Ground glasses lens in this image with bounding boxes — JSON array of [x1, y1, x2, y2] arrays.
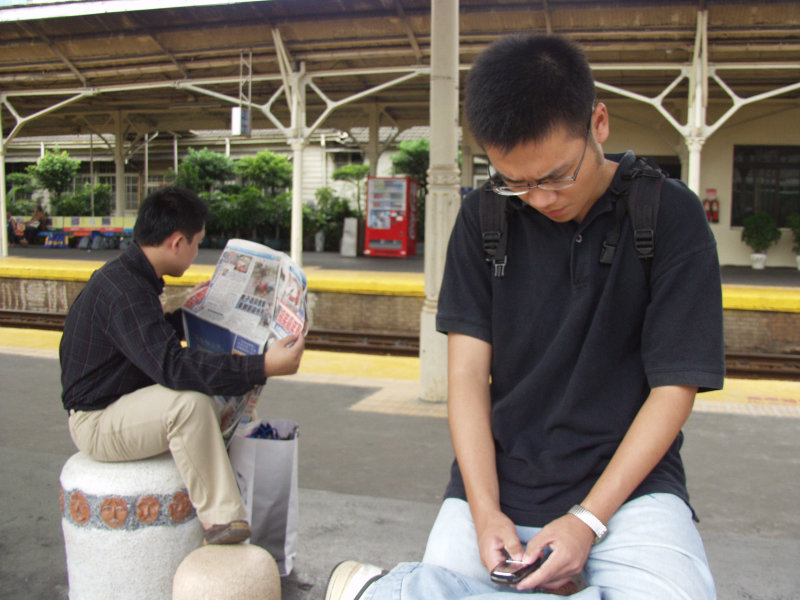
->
[[491, 182, 527, 196], [537, 180, 577, 191]]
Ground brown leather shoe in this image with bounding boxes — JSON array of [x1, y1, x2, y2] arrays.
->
[[202, 520, 251, 545]]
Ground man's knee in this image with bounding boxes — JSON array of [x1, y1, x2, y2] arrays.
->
[[165, 390, 219, 429], [585, 494, 715, 599]]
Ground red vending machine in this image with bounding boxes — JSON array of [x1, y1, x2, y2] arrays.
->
[[364, 177, 418, 257]]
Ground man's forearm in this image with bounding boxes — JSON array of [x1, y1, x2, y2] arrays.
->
[[449, 379, 500, 519], [447, 334, 500, 522], [580, 385, 697, 526]]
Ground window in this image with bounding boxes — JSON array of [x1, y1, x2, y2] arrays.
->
[[332, 151, 364, 170], [732, 146, 800, 227], [125, 175, 140, 211]]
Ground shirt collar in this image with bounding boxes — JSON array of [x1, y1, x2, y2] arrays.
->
[[576, 151, 638, 230], [121, 241, 165, 294]]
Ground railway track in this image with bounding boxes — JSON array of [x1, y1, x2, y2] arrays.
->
[[2, 310, 799, 380]]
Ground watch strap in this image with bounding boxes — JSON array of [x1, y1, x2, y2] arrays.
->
[[568, 504, 608, 544]]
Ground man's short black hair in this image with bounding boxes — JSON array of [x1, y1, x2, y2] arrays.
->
[[133, 186, 209, 246], [465, 33, 596, 152]]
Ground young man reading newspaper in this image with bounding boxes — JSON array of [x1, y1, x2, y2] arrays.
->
[[60, 186, 304, 545], [326, 33, 724, 599]]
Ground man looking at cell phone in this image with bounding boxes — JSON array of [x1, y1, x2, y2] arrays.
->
[[60, 186, 304, 545], [326, 33, 723, 599]]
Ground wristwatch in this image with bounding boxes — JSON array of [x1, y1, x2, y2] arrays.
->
[[568, 504, 608, 544]]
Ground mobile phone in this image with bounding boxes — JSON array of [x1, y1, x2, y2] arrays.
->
[[490, 556, 545, 585]]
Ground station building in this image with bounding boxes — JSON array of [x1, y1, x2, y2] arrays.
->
[[1, 0, 799, 267]]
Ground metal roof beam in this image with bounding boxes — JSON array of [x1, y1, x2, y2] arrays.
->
[[20, 22, 88, 87], [394, 0, 424, 64], [1, 91, 93, 148]]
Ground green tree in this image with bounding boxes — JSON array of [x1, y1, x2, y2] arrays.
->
[[390, 138, 429, 197], [234, 151, 293, 245], [314, 186, 354, 251], [175, 147, 235, 193], [27, 148, 80, 203], [53, 183, 113, 217], [332, 163, 370, 217], [7, 172, 35, 201], [236, 151, 292, 197], [391, 138, 429, 242], [263, 192, 291, 245], [203, 190, 236, 242]]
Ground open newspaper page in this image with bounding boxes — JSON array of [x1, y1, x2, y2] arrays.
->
[[181, 239, 308, 444]]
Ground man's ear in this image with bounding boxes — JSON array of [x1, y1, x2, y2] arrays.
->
[[591, 103, 611, 144], [163, 231, 185, 254]]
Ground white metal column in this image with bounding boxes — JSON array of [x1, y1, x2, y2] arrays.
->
[[685, 9, 709, 194], [113, 113, 126, 216], [0, 106, 7, 257], [418, 0, 461, 403], [289, 137, 305, 264]]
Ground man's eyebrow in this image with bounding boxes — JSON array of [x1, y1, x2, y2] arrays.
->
[[494, 162, 570, 184]]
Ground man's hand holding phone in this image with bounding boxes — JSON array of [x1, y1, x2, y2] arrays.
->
[[512, 512, 595, 593], [490, 556, 545, 585], [474, 508, 525, 582]]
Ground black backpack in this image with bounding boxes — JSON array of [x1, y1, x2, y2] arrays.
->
[[479, 156, 666, 279]]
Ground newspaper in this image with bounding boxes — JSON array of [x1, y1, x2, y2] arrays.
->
[[181, 239, 308, 444]]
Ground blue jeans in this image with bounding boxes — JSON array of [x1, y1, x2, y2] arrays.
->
[[362, 494, 715, 599]]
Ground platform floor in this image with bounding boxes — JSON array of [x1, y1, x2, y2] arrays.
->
[[2, 328, 800, 599]]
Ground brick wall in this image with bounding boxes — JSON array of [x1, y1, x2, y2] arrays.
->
[[307, 291, 423, 334], [724, 309, 800, 354]]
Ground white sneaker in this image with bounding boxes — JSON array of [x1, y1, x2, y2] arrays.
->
[[325, 560, 387, 600]]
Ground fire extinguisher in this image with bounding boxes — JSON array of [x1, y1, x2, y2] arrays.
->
[[710, 199, 719, 224], [704, 189, 719, 224], [703, 199, 712, 222]]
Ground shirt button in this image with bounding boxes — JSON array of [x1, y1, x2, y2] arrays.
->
[[575, 234, 583, 243]]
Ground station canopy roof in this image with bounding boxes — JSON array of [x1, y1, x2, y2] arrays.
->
[[1, 0, 799, 142]]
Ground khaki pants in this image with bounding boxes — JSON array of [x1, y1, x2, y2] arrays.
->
[[68, 384, 246, 525]]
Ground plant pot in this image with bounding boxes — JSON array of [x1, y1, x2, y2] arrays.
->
[[750, 253, 767, 270]]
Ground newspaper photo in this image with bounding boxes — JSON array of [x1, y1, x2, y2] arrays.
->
[[181, 239, 308, 444]]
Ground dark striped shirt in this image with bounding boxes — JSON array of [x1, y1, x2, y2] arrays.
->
[[60, 242, 266, 411]]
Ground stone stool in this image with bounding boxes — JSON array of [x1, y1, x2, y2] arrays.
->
[[173, 544, 281, 600], [59, 451, 203, 600]]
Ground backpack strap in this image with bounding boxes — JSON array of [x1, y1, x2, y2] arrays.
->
[[625, 157, 664, 262], [478, 182, 509, 278], [600, 156, 665, 278]]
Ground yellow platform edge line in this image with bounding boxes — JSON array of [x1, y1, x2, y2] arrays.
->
[[721, 285, 800, 313], [0, 256, 800, 304], [0, 257, 425, 295], [0, 256, 797, 305]]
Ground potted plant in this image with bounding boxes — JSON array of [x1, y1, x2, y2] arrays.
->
[[787, 213, 800, 270], [741, 212, 781, 269]]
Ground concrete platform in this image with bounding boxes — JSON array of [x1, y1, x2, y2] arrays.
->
[[2, 329, 800, 599]]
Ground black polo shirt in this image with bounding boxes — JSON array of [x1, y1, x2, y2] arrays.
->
[[436, 151, 725, 527]]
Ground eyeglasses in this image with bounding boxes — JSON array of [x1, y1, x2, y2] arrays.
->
[[488, 127, 591, 196]]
